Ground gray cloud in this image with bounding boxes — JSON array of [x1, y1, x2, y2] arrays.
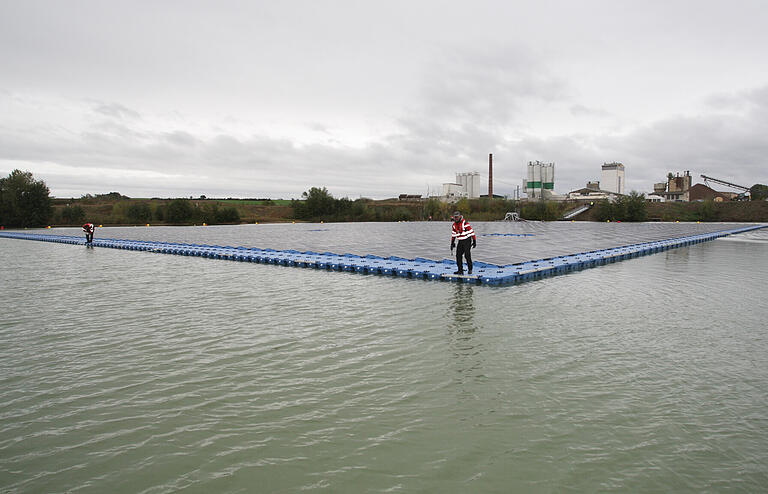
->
[[570, 104, 612, 118], [93, 102, 141, 120], [2, 2, 767, 199], [418, 46, 568, 128], [600, 86, 768, 191], [3, 81, 767, 199]]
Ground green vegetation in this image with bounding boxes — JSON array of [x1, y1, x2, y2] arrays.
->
[[60, 204, 85, 224], [49, 197, 248, 226], [520, 200, 567, 221], [213, 198, 291, 206], [649, 200, 721, 222], [291, 187, 523, 222], [645, 199, 768, 222], [751, 184, 768, 201], [292, 187, 351, 220], [4, 171, 767, 228], [0, 169, 53, 227], [593, 191, 648, 222]]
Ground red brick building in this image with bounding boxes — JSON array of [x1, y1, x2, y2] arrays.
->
[[688, 183, 730, 202]]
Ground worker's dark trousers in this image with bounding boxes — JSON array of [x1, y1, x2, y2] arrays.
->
[[85, 233, 93, 243], [456, 238, 473, 273]]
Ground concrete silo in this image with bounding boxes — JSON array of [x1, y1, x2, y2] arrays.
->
[[456, 172, 481, 199], [524, 161, 555, 199]]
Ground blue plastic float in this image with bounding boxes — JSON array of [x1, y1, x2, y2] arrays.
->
[[481, 233, 535, 237], [1, 225, 765, 286]]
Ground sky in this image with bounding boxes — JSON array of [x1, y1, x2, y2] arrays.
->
[[1, 0, 767, 199]]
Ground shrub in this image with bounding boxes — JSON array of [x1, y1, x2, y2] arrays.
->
[[126, 202, 152, 223], [60, 205, 85, 224], [166, 199, 194, 223], [215, 206, 240, 223]]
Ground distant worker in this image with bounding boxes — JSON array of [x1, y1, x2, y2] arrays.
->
[[82, 222, 95, 243], [450, 211, 476, 275]]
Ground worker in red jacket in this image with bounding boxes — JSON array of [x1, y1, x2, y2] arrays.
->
[[82, 222, 95, 243], [450, 211, 476, 275]]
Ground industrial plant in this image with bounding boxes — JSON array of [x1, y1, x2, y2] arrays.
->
[[416, 153, 764, 206]]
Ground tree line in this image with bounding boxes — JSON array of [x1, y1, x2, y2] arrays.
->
[[592, 192, 648, 222], [3, 170, 765, 228], [57, 199, 240, 225], [291, 187, 524, 222], [0, 170, 240, 227]]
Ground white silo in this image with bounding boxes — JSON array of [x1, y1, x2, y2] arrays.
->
[[468, 172, 481, 198], [525, 161, 556, 199], [456, 172, 481, 199], [526, 165, 535, 198]]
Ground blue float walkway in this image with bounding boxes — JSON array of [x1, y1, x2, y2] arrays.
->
[[1, 225, 765, 286]]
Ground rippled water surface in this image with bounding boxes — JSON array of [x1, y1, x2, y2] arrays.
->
[[2, 223, 767, 493]]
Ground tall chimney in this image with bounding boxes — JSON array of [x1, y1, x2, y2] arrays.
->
[[488, 153, 493, 199]]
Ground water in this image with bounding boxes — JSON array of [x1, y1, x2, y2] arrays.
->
[[1, 223, 767, 493]]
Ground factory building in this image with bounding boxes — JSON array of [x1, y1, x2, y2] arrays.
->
[[601, 162, 625, 195], [657, 171, 692, 201], [440, 171, 482, 201], [441, 182, 464, 201]]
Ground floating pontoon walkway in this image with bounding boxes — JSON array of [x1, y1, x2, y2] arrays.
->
[[1, 225, 765, 286]]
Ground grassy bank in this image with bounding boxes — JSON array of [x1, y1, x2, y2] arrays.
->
[[50, 198, 294, 226], [44, 196, 768, 227], [575, 200, 768, 222]]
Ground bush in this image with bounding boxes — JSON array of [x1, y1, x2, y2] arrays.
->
[[215, 206, 240, 223], [624, 191, 648, 221], [694, 201, 718, 221], [351, 200, 375, 221], [166, 199, 194, 223], [391, 207, 414, 221], [453, 198, 470, 217], [126, 202, 153, 223], [292, 187, 353, 221], [520, 200, 563, 221], [751, 184, 768, 201], [594, 200, 613, 222], [423, 198, 447, 220], [154, 204, 166, 221], [60, 205, 85, 224], [594, 191, 647, 222]]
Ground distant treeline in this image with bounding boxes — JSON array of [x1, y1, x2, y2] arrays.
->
[[291, 187, 524, 222], [3, 170, 767, 228], [79, 192, 279, 202], [58, 199, 240, 225], [592, 192, 648, 222], [290, 187, 651, 222]]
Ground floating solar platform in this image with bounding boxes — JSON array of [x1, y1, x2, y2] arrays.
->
[[1, 224, 765, 286]]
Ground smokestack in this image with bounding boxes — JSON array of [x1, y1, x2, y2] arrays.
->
[[488, 153, 493, 199]]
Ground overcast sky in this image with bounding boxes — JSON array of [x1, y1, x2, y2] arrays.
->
[[1, 0, 766, 199]]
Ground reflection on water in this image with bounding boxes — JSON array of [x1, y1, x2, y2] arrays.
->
[[446, 284, 485, 388], [448, 283, 476, 330]]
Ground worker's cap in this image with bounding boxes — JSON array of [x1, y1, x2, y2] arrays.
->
[[452, 211, 463, 220]]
